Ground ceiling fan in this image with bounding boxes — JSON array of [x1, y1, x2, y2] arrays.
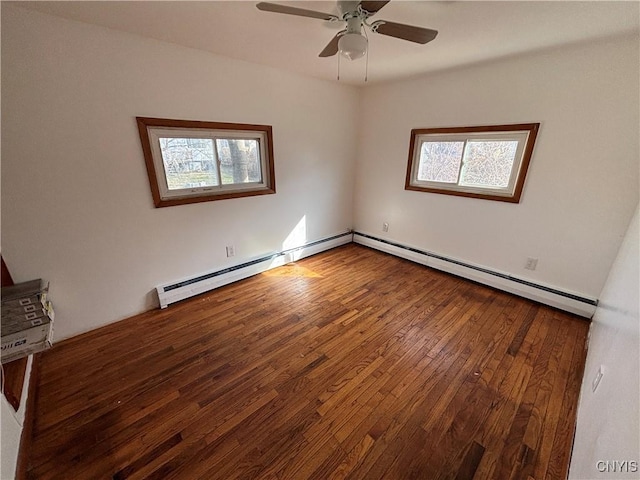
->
[[256, 1, 438, 61]]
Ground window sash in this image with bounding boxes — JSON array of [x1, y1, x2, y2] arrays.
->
[[410, 131, 529, 197], [148, 127, 269, 200], [405, 124, 539, 203]]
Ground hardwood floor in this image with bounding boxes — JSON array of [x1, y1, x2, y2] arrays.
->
[[26, 244, 589, 480]]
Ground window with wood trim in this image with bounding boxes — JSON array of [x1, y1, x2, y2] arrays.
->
[[405, 123, 539, 203], [137, 117, 276, 208]]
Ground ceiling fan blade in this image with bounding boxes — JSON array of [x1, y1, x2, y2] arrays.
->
[[256, 2, 338, 21], [318, 33, 340, 57], [360, 1, 391, 15], [372, 20, 438, 44], [319, 33, 341, 57]]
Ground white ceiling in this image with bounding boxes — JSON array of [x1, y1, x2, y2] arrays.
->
[[14, 1, 640, 85]]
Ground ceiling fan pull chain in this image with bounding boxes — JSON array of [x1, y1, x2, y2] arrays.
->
[[337, 52, 341, 81], [365, 47, 369, 82], [364, 27, 369, 83]]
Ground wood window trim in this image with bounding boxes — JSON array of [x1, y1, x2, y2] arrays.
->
[[405, 123, 539, 203], [137, 117, 276, 208]]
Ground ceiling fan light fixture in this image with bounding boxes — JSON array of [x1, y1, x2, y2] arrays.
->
[[338, 32, 367, 60]]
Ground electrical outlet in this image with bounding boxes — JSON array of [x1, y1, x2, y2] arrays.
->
[[382, 222, 389, 233], [226, 245, 235, 257], [525, 257, 538, 271], [592, 365, 604, 392]]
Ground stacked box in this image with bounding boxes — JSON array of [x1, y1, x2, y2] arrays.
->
[[1, 279, 54, 363]]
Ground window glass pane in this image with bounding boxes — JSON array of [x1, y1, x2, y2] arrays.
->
[[217, 139, 262, 185], [459, 140, 518, 189], [417, 141, 464, 183], [159, 138, 219, 190]]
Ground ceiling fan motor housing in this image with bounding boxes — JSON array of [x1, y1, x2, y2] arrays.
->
[[338, 0, 361, 16]]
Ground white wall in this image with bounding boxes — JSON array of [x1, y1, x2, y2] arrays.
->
[[1, 5, 359, 340], [1, 397, 22, 480], [354, 34, 639, 301], [0, 395, 22, 480], [569, 204, 639, 479]]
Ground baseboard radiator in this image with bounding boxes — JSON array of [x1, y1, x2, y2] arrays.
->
[[353, 231, 598, 318], [156, 231, 353, 308], [156, 229, 597, 318]]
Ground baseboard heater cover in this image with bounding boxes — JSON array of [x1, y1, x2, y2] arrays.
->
[[353, 231, 597, 318], [156, 231, 353, 308]]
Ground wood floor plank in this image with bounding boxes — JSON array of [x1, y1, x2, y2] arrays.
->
[[492, 310, 560, 480], [25, 244, 590, 480], [544, 317, 589, 480], [454, 441, 486, 480]]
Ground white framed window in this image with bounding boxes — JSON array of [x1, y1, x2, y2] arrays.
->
[[405, 124, 539, 203], [137, 117, 275, 207]]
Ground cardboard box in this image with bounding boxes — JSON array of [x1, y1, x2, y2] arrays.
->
[[1, 317, 52, 363], [1, 279, 45, 302], [2, 279, 54, 363], [2, 301, 45, 316]]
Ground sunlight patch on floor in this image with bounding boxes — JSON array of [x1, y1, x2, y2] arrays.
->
[[263, 264, 322, 278]]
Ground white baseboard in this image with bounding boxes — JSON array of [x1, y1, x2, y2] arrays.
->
[[157, 231, 353, 308], [354, 232, 597, 318]]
